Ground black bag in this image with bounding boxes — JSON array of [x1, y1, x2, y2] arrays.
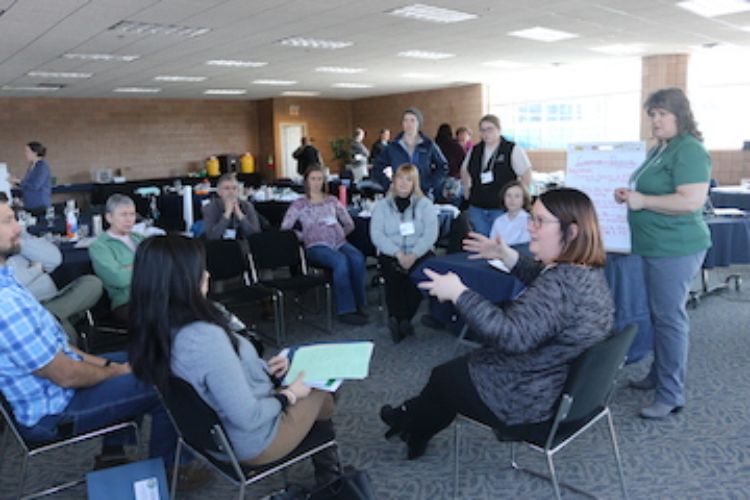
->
[[307, 467, 376, 500]]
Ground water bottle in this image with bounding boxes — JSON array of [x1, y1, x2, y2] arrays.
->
[[65, 201, 79, 240]]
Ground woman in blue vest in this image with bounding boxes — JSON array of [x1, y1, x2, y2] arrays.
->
[[15, 141, 52, 212], [460, 115, 532, 236], [372, 107, 448, 199]]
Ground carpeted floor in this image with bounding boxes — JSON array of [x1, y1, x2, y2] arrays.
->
[[2, 265, 750, 499]]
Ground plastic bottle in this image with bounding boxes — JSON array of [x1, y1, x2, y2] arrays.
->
[[240, 152, 255, 173], [206, 156, 220, 177], [65, 202, 79, 241]]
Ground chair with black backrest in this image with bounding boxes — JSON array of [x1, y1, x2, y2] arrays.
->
[[246, 230, 332, 340], [160, 376, 339, 499], [203, 238, 284, 346], [78, 294, 129, 354], [0, 392, 139, 499], [453, 324, 638, 500]]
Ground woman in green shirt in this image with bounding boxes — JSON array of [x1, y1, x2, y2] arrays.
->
[[614, 88, 711, 419]]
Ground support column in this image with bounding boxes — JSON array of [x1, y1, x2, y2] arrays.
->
[[640, 54, 689, 141]]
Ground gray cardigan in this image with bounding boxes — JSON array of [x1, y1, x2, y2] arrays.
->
[[456, 255, 614, 425], [369, 194, 438, 258], [171, 321, 281, 461], [202, 198, 261, 240]]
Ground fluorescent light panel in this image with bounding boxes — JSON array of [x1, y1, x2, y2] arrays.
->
[[282, 90, 321, 96], [154, 75, 207, 82], [1, 85, 61, 92], [677, 0, 750, 17], [27, 71, 92, 79], [332, 82, 373, 88], [397, 50, 454, 60], [204, 89, 247, 95], [401, 72, 438, 79], [315, 66, 366, 74], [278, 37, 353, 49], [109, 20, 210, 38], [113, 87, 161, 93], [590, 44, 645, 55], [64, 53, 139, 62], [387, 4, 477, 23], [206, 59, 267, 68], [508, 26, 578, 42], [253, 79, 297, 85], [482, 59, 526, 69]]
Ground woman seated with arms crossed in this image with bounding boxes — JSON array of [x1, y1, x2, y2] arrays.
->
[[281, 164, 368, 326], [128, 234, 340, 484], [488, 180, 531, 246], [379, 188, 614, 459], [370, 163, 438, 343]]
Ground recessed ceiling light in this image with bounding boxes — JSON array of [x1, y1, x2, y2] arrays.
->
[[508, 26, 578, 42], [1, 85, 62, 92], [401, 72, 438, 79], [481, 59, 526, 69], [113, 87, 162, 93], [278, 37, 353, 50], [109, 20, 210, 38], [252, 79, 297, 86], [397, 50, 455, 60], [154, 75, 207, 82], [64, 53, 139, 62], [332, 83, 373, 88], [282, 90, 321, 96], [27, 71, 92, 79], [206, 60, 268, 68], [387, 4, 477, 23], [315, 66, 366, 74], [590, 44, 646, 56], [677, 0, 750, 17], [204, 89, 247, 95]]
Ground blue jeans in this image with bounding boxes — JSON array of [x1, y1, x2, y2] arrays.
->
[[18, 352, 177, 463], [307, 243, 367, 314], [468, 205, 504, 237], [642, 251, 705, 407]]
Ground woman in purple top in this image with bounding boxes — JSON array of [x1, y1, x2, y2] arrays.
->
[[281, 165, 368, 326]]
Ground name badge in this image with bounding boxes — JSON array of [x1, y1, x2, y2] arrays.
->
[[322, 216, 338, 226], [399, 221, 416, 236], [480, 170, 494, 184], [223, 229, 237, 240]]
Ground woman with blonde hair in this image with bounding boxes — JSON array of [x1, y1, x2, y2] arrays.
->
[[370, 164, 438, 342]]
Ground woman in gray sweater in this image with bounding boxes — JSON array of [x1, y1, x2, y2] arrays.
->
[[128, 235, 339, 483], [380, 188, 614, 459], [370, 163, 439, 342]]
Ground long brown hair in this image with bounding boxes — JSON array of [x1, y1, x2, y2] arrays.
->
[[539, 188, 605, 268]]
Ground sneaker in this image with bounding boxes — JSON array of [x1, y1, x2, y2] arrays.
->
[[339, 312, 367, 326], [639, 402, 683, 419], [168, 463, 215, 492], [93, 454, 132, 470], [356, 307, 370, 319], [420, 314, 445, 330]]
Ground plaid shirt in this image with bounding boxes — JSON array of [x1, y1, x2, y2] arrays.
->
[[0, 265, 79, 427]]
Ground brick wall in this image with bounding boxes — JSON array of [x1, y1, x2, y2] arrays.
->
[[350, 84, 486, 146], [0, 97, 259, 184]]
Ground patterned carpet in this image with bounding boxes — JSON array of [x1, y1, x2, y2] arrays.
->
[[2, 265, 750, 499]]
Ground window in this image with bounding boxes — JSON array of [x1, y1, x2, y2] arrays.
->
[[488, 59, 641, 149]]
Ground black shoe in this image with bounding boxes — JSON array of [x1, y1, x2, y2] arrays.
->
[[380, 404, 408, 440], [339, 312, 367, 326], [388, 317, 405, 343], [356, 307, 369, 319], [399, 319, 415, 338], [420, 314, 445, 330], [406, 434, 429, 460]]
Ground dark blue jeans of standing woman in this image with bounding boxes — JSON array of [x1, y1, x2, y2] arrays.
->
[[18, 352, 177, 463], [306, 242, 367, 314]]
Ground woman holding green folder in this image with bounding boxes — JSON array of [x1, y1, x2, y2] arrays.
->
[[127, 234, 340, 484]]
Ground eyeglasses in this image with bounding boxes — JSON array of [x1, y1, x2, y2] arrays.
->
[[527, 215, 560, 229], [479, 127, 498, 133]]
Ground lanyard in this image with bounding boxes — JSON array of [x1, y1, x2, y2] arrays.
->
[[483, 144, 499, 173], [630, 142, 667, 189]]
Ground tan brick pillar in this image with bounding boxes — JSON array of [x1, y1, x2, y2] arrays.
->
[[640, 54, 689, 141]]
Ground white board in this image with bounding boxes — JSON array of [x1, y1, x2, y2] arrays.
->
[[566, 142, 646, 253]]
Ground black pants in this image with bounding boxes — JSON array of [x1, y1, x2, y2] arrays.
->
[[378, 252, 433, 321], [403, 355, 502, 440]]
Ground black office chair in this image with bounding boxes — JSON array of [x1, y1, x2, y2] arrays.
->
[[0, 393, 139, 499], [204, 238, 284, 346], [454, 325, 638, 500], [160, 376, 339, 499], [79, 294, 129, 354], [246, 231, 332, 340]]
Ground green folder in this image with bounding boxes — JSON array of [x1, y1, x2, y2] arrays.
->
[[283, 341, 374, 385]]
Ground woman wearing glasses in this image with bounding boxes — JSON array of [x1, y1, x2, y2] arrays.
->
[[614, 88, 711, 419], [460, 114, 533, 236], [379, 188, 614, 460]]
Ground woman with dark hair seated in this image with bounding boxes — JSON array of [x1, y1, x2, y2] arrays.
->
[[128, 235, 340, 483], [380, 188, 614, 459]]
